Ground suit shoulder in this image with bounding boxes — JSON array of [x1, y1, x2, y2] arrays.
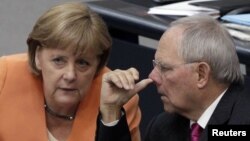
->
[[147, 112, 189, 133], [144, 112, 189, 141]]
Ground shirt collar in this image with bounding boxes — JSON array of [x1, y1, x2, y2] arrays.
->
[[190, 88, 228, 129]]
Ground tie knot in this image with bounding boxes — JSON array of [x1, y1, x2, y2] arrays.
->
[[191, 123, 203, 141]]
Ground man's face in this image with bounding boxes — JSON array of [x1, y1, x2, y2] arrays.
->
[[149, 27, 198, 115]]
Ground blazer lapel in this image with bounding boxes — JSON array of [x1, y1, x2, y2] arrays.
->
[[200, 83, 242, 141]]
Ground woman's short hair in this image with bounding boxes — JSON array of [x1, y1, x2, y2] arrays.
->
[[27, 2, 112, 75]]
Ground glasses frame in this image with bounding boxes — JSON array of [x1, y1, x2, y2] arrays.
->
[[152, 59, 197, 75]]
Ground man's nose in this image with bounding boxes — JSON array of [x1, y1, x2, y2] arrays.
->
[[149, 68, 161, 85]]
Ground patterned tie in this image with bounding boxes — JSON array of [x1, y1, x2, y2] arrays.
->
[[191, 123, 203, 141]]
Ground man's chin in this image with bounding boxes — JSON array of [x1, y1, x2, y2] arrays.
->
[[161, 98, 174, 113], [160, 95, 169, 103], [163, 105, 175, 113]]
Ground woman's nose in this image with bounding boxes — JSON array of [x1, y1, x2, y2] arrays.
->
[[63, 65, 76, 82]]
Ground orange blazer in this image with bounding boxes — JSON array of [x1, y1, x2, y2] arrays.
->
[[0, 54, 141, 141]]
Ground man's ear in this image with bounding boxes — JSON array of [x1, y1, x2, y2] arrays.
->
[[196, 62, 211, 88], [35, 47, 41, 71]]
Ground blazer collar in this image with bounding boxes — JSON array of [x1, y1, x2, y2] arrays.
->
[[208, 83, 242, 125], [200, 82, 243, 141]]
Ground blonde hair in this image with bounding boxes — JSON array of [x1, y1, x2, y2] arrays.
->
[[27, 2, 112, 75]]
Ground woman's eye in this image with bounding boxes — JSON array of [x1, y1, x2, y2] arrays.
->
[[52, 57, 65, 65], [77, 59, 89, 68]]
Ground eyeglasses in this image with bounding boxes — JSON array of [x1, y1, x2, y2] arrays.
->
[[152, 60, 174, 74], [152, 59, 196, 75]]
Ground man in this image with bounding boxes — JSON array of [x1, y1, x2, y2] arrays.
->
[[95, 15, 250, 141]]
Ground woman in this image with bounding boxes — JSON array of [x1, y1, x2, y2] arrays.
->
[[0, 2, 141, 141]]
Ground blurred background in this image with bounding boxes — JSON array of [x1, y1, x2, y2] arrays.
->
[[0, 0, 98, 56]]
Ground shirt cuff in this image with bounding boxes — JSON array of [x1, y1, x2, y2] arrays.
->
[[101, 111, 124, 127]]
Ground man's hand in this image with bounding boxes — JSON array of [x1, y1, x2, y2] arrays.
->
[[100, 68, 153, 123]]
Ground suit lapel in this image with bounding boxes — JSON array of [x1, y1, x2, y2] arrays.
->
[[208, 83, 242, 125], [200, 83, 242, 141]]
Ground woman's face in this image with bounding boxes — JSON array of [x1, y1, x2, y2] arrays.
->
[[35, 46, 100, 107]]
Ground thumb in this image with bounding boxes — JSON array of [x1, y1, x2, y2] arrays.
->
[[132, 78, 153, 94], [123, 78, 153, 106]]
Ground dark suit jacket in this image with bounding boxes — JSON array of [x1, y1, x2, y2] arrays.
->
[[96, 76, 250, 141]]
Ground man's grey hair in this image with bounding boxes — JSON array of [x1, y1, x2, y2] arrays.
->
[[170, 15, 243, 84]]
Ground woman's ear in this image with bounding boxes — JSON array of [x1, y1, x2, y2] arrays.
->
[[196, 62, 211, 88], [35, 47, 41, 71]]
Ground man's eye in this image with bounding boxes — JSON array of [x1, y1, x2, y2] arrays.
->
[[161, 66, 172, 72]]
